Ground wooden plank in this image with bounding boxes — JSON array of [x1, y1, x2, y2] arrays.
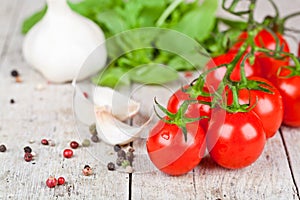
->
[[0, 0, 18, 58], [194, 132, 297, 200], [0, 0, 129, 199], [130, 74, 198, 200], [281, 126, 300, 199]]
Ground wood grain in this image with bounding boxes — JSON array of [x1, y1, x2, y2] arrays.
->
[[0, 0, 19, 59], [281, 126, 300, 199], [0, 0, 300, 199], [0, 0, 129, 199], [194, 132, 297, 200]]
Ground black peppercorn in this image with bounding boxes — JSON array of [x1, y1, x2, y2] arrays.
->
[[113, 144, 121, 152], [24, 146, 32, 153], [11, 70, 19, 77], [10, 99, 15, 104], [117, 150, 126, 158], [116, 157, 124, 166], [107, 162, 115, 171], [91, 135, 99, 143], [126, 152, 134, 163], [0, 144, 7, 152]]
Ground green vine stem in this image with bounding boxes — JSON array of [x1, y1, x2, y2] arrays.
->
[[156, 0, 183, 27], [254, 47, 300, 70]]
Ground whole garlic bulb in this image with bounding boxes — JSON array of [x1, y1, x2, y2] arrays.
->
[[23, 0, 107, 83]]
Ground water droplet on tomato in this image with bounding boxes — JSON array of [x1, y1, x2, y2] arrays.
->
[[161, 132, 170, 140]]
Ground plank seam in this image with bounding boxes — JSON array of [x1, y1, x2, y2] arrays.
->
[[193, 169, 197, 199], [129, 119, 133, 200], [279, 128, 300, 200]]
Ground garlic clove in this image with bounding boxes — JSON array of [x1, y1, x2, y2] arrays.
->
[[94, 107, 150, 145], [93, 86, 140, 121]]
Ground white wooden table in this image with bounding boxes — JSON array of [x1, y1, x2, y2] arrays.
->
[[0, 0, 300, 199]]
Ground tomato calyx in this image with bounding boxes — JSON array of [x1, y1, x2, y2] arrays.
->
[[183, 75, 211, 99], [276, 66, 300, 78], [154, 98, 208, 142]]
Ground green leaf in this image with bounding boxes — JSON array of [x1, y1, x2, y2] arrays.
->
[[217, 17, 248, 30], [137, 0, 167, 7], [92, 67, 130, 88], [21, 6, 47, 34], [96, 10, 128, 36], [168, 56, 194, 71], [173, 0, 218, 41], [128, 64, 179, 84]]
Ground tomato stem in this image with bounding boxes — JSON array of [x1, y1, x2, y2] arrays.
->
[[153, 98, 207, 142], [240, 53, 251, 85], [231, 85, 240, 109]]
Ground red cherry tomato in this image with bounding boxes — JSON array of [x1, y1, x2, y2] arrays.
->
[[167, 85, 211, 132], [205, 52, 262, 90], [231, 29, 290, 79], [207, 109, 266, 169], [147, 118, 206, 176], [227, 77, 283, 138], [270, 67, 300, 127]]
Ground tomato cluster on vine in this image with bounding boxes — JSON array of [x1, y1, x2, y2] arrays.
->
[[146, 0, 300, 176]]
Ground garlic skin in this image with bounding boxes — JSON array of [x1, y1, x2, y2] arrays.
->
[[93, 86, 140, 121], [73, 85, 140, 125], [74, 85, 147, 145], [95, 107, 149, 145], [23, 0, 107, 83]]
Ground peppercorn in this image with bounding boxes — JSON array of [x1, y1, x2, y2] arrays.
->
[[117, 150, 126, 158], [126, 152, 134, 163], [113, 144, 121, 152], [24, 153, 33, 162], [63, 149, 73, 159], [70, 141, 79, 149], [15, 76, 22, 83], [82, 139, 90, 147], [24, 146, 32, 153], [107, 162, 115, 171], [11, 70, 19, 77], [46, 176, 57, 188], [83, 92, 89, 98], [10, 99, 15, 104], [116, 157, 124, 166], [0, 144, 7, 152], [41, 139, 49, 145], [57, 177, 65, 185], [121, 160, 130, 168], [127, 146, 135, 153], [82, 165, 93, 176], [89, 123, 97, 135], [91, 135, 99, 143], [48, 140, 55, 147]]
